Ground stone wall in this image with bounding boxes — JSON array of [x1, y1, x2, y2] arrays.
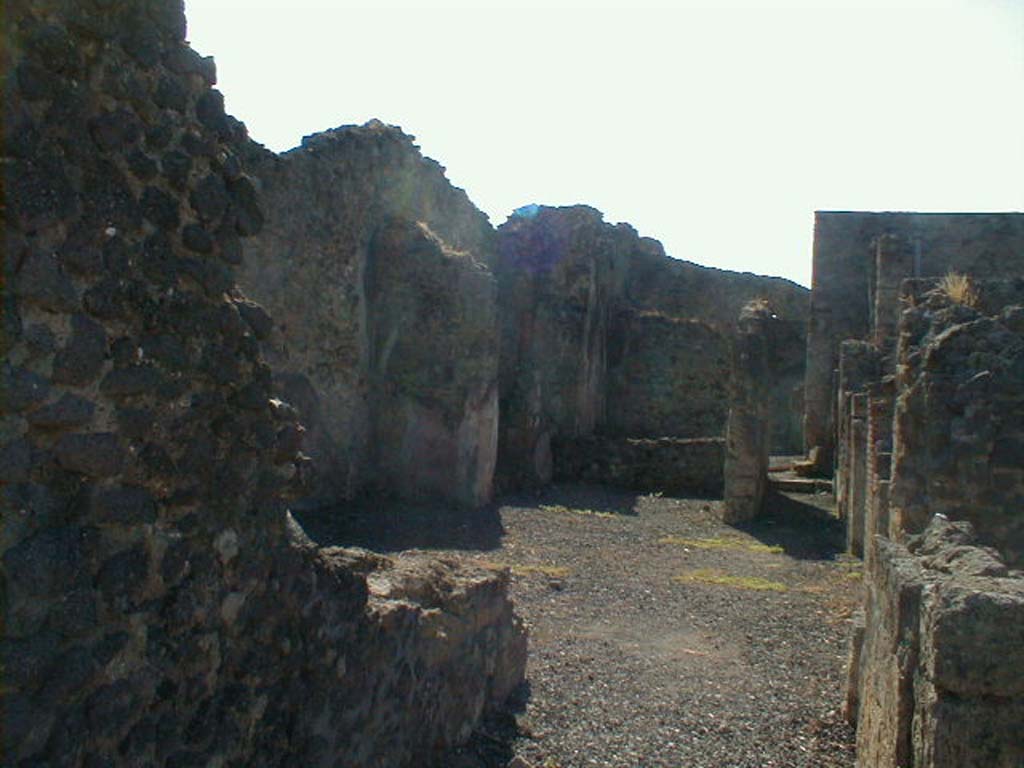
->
[[888, 279, 1024, 567], [864, 376, 895, 565], [849, 517, 1024, 768], [835, 277, 1024, 767], [614, 226, 808, 454], [552, 436, 725, 496], [622, 234, 809, 332], [496, 206, 809, 489], [803, 211, 1024, 471], [238, 122, 498, 508], [605, 310, 729, 440], [366, 219, 498, 507], [495, 206, 630, 488], [2, 3, 526, 765]]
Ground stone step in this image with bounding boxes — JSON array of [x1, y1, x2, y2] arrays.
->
[[769, 475, 833, 494]]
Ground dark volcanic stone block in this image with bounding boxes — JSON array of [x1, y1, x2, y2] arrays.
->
[[141, 186, 181, 230], [182, 223, 214, 253], [27, 394, 96, 429], [91, 485, 157, 525], [101, 366, 168, 398], [190, 174, 229, 222], [54, 433, 124, 477], [3, 364, 51, 413], [14, 249, 78, 313], [53, 314, 108, 386], [89, 109, 140, 152], [4, 525, 88, 596]]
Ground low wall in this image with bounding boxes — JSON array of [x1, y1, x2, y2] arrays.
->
[[849, 517, 1024, 768], [552, 435, 725, 496]]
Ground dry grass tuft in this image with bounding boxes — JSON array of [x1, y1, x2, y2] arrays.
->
[[477, 560, 570, 579], [540, 504, 616, 519], [674, 568, 788, 592], [938, 271, 978, 307], [511, 564, 570, 579]]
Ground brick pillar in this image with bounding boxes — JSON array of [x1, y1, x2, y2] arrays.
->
[[835, 341, 881, 520], [848, 393, 869, 556], [865, 377, 895, 566]]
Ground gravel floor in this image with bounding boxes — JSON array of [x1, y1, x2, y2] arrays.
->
[[298, 484, 859, 768]]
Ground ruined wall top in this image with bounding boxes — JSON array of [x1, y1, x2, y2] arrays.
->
[[499, 204, 809, 328], [242, 120, 496, 265]]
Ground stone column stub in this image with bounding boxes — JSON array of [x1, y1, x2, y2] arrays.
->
[[723, 301, 782, 523]]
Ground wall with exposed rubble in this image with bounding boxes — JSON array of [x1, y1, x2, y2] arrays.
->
[[803, 211, 1024, 470], [237, 122, 499, 508], [494, 206, 629, 488], [833, 277, 1024, 767], [887, 279, 1024, 567], [366, 219, 499, 507], [605, 310, 729, 440], [2, 4, 525, 766]]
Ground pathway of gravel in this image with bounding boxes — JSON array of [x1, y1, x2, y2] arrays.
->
[[299, 484, 859, 768]]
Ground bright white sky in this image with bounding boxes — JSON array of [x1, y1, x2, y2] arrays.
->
[[184, 0, 1023, 286]]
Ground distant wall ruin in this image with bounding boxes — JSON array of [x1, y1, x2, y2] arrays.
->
[[496, 206, 808, 495], [495, 206, 627, 488], [803, 211, 1024, 470], [240, 143, 810, 509]]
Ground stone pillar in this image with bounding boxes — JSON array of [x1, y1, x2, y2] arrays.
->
[[848, 393, 869, 556], [865, 377, 895, 565], [835, 341, 881, 520], [873, 234, 914, 371], [723, 302, 778, 523]]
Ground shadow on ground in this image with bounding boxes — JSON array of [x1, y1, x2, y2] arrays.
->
[[292, 483, 645, 552], [734, 490, 847, 561], [507, 483, 644, 517], [430, 683, 531, 768], [292, 495, 507, 553]]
